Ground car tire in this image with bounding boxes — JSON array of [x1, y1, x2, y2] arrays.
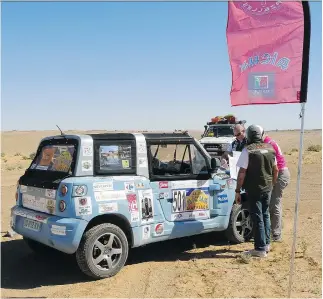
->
[[23, 237, 53, 253], [76, 223, 129, 279], [225, 203, 254, 244]]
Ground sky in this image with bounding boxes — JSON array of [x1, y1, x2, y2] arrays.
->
[[1, 1, 322, 132]]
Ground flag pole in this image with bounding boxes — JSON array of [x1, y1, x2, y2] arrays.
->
[[287, 102, 306, 298], [287, 1, 311, 296]]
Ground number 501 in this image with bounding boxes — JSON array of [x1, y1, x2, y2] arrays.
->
[[172, 190, 186, 213]]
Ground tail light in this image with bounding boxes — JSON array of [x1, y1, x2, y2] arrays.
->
[[61, 184, 68, 196], [59, 200, 66, 212]]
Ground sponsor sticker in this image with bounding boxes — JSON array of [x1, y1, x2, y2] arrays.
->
[[75, 196, 92, 216], [137, 143, 147, 154], [154, 223, 164, 236], [46, 198, 55, 214], [98, 202, 118, 214], [171, 180, 209, 189], [131, 211, 140, 222], [45, 189, 56, 199], [159, 181, 168, 189], [135, 182, 145, 189], [93, 181, 113, 192], [218, 194, 228, 204], [12, 207, 49, 223], [138, 158, 148, 168], [138, 189, 154, 224], [51, 225, 66, 236], [159, 192, 168, 200], [142, 225, 151, 240], [124, 182, 135, 193], [94, 190, 126, 201], [171, 210, 210, 221], [82, 160, 93, 172], [82, 146, 93, 156], [127, 194, 138, 211], [227, 179, 234, 189]]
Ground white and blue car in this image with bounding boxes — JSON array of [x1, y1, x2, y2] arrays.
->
[[11, 132, 253, 279]]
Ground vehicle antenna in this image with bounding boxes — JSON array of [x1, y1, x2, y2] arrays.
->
[[56, 125, 65, 136]]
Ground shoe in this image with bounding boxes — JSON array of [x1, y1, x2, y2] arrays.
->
[[243, 249, 267, 258], [272, 235, 282, 242], [265, 244, 270, 253]]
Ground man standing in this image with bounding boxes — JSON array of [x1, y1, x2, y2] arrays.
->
[[235, 125, 278, 257], [221, 124, 247, 161], [260, 128, 290, 242]]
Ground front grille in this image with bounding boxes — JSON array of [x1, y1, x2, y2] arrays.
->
[[203, 144, 224, 157]]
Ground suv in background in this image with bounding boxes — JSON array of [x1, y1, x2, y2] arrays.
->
[[199, 118, 246, 158]]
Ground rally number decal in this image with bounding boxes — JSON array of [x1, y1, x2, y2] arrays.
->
[[172, 190, 186, 213]]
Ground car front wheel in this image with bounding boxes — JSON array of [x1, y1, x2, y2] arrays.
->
[[76, 223, 129, 279], [225, 203, 254, 243]]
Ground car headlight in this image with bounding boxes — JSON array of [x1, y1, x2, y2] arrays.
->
[[221, 144, 230, 151]]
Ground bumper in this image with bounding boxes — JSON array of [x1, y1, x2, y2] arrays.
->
[[11, 206, 88, 254]]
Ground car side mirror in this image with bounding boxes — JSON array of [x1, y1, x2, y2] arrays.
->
[[211, 157, 220, 170]]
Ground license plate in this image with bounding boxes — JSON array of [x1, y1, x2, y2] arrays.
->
[[23, 218, 41, 232]]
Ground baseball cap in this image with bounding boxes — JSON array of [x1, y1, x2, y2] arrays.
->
[[246, 124, 265, 144]]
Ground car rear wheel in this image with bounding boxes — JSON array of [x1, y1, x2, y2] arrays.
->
[[225, 203, 254, 243], [76, 223, 128, 279]]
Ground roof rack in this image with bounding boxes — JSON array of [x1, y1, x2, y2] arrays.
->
[[207, 120, 246, 126]]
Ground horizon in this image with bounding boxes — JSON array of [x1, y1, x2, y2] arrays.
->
[[2, 2, 322, 131]]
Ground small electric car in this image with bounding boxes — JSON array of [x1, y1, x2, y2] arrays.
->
[[11, 132, 252, 279]]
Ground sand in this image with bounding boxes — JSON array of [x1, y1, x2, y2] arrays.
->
[[1, 129, 321, 298]]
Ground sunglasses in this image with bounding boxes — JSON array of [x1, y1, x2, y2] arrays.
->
[[234, 131, 245, 137]]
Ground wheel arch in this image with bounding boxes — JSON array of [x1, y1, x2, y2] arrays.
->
[[85, 214, 134, 247]]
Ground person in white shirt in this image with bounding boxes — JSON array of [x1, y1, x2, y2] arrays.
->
[[235, 125, 278, 258]]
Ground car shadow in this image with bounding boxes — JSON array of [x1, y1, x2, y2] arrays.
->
[[1, 232, 243, 290]]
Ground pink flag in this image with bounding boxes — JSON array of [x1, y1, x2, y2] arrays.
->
[[226, 1, 310, 106]]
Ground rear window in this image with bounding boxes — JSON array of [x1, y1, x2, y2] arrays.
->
[[99, 145, 132, 170], [30, 145, 75, 173], [93, 140, 136, 175]]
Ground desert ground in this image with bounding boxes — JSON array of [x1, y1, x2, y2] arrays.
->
[[1, 129, 322, 298]]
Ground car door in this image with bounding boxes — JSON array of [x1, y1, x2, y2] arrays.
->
[[148, 140, 216, 222]]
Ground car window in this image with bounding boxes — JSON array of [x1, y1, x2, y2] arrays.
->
[[99, 144, 132, 171], [149, 143, 208, 177], [30, 144, 75, 173], [93, 141, 136, 175], [206, 126, 234, 137], [190, 145, 208, 175]]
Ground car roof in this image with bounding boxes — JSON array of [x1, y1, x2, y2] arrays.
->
[[88, 132, 192, 141], [89, 133, 136, 140], [142, 132, 192, 140]]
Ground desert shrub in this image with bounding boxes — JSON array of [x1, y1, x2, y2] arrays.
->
[[6, 165, 15, 171], [307, 145, 322, 152], [291, 148, 298, 152], [14, 152, 22, 157], [16, 164, 23, 170], [3, 158, 8, 163], [29, 152, 36, 160], [1, 153, 5, 157], [22, 156, 30, 160]]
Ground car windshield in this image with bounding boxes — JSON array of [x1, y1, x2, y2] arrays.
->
[[205, 126, 233, 137]]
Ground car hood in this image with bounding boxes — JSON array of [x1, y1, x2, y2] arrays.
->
[[199, 137, 235, 144]]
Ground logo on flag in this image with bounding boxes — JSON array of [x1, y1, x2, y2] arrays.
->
[[254, 76, 269, 89], [248, 72, 275, 98]]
